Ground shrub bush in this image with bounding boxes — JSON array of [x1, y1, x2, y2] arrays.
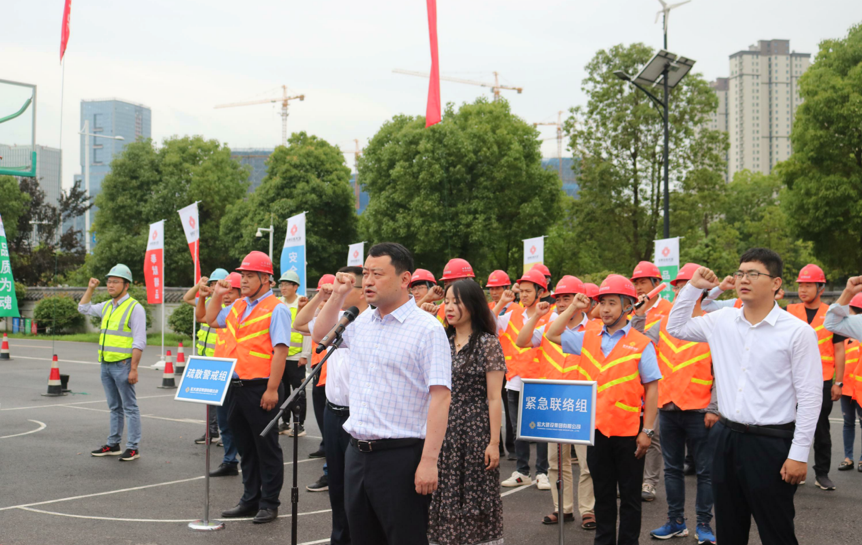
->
[[34, 295, 84, 333], [168, 303, 195, 338]]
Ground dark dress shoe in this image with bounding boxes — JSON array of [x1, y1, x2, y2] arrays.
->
[[210, 463, 239, 477], [253, 508, 278, 524], [221, 503, 258, 518], [308, 448, 326, 459]]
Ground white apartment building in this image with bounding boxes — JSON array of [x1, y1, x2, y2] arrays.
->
[[710, 39, 810, 180]]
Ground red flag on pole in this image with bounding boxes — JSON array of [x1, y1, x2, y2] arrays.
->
[[60, 0, 72, 62], [178, 202, 201, 284], [144, 221, 164, 304], [425, 0, 441, 127]]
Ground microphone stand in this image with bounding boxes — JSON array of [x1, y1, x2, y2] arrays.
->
[[261, 332, 345, 545]]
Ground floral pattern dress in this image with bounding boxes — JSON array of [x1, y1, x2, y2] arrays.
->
[[428, 331, 506, 545]]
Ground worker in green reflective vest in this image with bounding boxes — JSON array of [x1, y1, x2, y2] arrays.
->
[[277, 270, 312, 436], [78, 264, 147, 462]]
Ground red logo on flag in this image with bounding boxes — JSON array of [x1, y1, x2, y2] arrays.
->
[[189, 216, 195, 228], [662, 247, 670, 257], [152, 230, 157, 240], [290, 224, 298, 236], [530, 246, 537, 255], [353, 250, 359, 258]]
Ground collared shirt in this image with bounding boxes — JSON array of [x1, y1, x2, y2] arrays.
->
[[337, 296, 451, 440], [701, 287, 738, 313], [825, 303, 862, 340], [498, 307, 559, 391], [308, 311, 355, 407], [667, 283, 822, 462], [78, 294, 147, 351], [280, 296, 312, 361], [560, 322, 662, 384], [533, 313, 589, 346]]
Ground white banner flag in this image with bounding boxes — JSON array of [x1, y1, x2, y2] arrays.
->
[[347, 242, 365, 267], [281, 213, 307, 296], [177, 202, 200, 283], [523, 236, 545, 274], [654, 237, 680, 302]]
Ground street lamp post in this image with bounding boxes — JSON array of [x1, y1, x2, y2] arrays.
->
[[256, 213, 274, 263], [614, 50, 695, 239], [79, 120, 124, 254]]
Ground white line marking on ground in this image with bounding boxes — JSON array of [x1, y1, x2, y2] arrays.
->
[[500, 483, 536, 497], [16, 506, 333, 523], [7, 343, 55, 348], [63, 404, 206, 424], [11, 355, 100, 365], [0, 458, 319, 512], [298, 539, 333, 545], [0, 394, 175, 412], [0, 420, 46, 439]]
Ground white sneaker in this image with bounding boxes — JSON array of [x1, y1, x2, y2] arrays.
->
[[536, 473, 551, 490], [501, 471, 532, 487]]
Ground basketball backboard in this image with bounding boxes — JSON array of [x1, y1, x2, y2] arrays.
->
[[0, 78, 37, 177]]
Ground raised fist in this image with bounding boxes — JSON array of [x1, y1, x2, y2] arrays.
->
[[428, 285, 445, 301], [297, 296, 309, 310], [536, 301, 551, 317], [689, 267, 719, 290], [421, 303, 438, 315], [88, 278, 100, 289], [718, 275, 736, 292], [332, 272, 355, 296], [500, 289, 516, 306], [213, 278, 231, 297], [573, 293, 591, 311]]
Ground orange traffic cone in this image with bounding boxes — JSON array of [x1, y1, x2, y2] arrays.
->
[[41, 355, 66, 396], [158, 350, 176, 389], [1, 333, 10, 360], [176, 342, 186, 374]]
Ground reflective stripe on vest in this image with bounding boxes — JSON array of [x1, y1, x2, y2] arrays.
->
[[224, 294, 282, 379], [196, 298, 218, 357], [582, 328, 650, 437], [499, 309, 552, 381], [844, 338, 860, 398], [538, 318, 600, 381], [656, 316, 713, 410], [645, 298, 673, 331], [286, 305, 304, 356], [787, 303, 835, 380], [99, 297, 138, 363]]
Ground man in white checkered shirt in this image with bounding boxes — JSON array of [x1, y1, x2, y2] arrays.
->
[[313, 242, 451, 545]]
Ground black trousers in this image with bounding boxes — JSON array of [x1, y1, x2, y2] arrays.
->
[[813, 380, 833, 476], [207, 403, 219, 435], [227, 381, 285, 509], [345, 439, 430, 545], [587, 431, 645, 545], [312, 380, 327, 451], [281, 360, 307, 425], [501, 377, 515, 455], [712, 420, 798, 545], [324, 406, 351, 545]]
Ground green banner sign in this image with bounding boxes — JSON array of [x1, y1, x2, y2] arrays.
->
[[0, 214, 20, 317]]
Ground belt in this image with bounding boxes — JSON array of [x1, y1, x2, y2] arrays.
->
[[229, 378, 268, 387], [326, 401, 350, 415], [350, 437, 421, 453], [719, 416, 795, 439]]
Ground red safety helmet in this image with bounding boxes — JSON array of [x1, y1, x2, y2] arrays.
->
[[516, 268, 549, 290], [440, 258, 475, 281], [553, 275, 585, 297], [596, 274, 637, 301], [531, 263, 551, 277], [317, 274, 336, 289], [850, 293, 862, 309], [631, 261, 662, 281], [486, 270, 512, 288], [584, 283, 600, 300], [410, 268, 437, 287], [236, 251, 274, 275], [671, 263, 702, 287], [227, 272, 242, 290], [797, 264, 826, 284]]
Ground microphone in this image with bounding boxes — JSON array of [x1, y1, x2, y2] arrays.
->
[[315, 306, 359, 353], [633, 283, 667, 310]]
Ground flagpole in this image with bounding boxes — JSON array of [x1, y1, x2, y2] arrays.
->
[[52, 58, 66, 358], [162, 220, 166, 365], [192, 238, 198, 355]]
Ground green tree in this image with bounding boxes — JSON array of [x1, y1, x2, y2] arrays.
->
[[90, 136, 250, 286], [0, 175, 30, 240], [219, 132, 357, 280], [360, 98, 562, 277], [780, 23, 862, 275], [34, 295, 83, 333], [561, 43, 727, 274]]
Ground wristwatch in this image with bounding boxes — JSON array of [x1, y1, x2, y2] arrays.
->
[[836, 382, 844, 388], [642, 428, 655, 439]]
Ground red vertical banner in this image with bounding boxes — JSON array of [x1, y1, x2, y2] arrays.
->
[[144, 221, 164, 305], [60, 0, 72, 61], [178, 202, 201, 283], [425, 0, 441, 127]]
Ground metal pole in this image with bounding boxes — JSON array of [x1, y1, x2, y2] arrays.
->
[[83, 120, 90, 254], [269, 214, 274, 264], [192, 239, 197, 356], [663, 65, 670, 239], [558, 442, 565, 545], [189, 404, 224, 530], [291, 403, 300, 545]]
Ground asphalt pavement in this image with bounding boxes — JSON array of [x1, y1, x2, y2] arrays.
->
[[1, 337, 860, 544]]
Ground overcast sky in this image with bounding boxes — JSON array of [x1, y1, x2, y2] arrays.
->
[[4, 0, 860, 190]]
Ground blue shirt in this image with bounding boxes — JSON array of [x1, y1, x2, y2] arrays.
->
[[560, 322, 662, 384], [216, 290, 292, 378]]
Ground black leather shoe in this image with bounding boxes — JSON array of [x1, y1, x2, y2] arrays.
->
[[308, 448, 326, 459], [210, 463, 239, 477], [221, 503, 258, 518], [253, 508, 278, 524]]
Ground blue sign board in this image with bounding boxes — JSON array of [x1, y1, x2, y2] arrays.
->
[[174, 356, 237, 406], [517, 379, 597, 445], [12, 317, 19, 333]]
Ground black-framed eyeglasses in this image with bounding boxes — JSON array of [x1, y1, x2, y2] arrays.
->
[[733, 270, 776, 281]]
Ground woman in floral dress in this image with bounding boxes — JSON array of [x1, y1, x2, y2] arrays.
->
[[429, 280, 506, 545]]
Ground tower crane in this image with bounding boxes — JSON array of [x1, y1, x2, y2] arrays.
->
[[393, 69, 522, 101], [340, 139, 363, 211], [215, 85, 305, 147], [534, 111, 564, 180]]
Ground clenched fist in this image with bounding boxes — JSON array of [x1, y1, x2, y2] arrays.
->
[[689, 267, 719, 290]]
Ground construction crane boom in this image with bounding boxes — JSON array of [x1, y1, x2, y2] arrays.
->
[[393, 69, 522, 101], [340, 139, 362, 211], [534, 111, 564, 180], [214, 85, 305, 147]]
